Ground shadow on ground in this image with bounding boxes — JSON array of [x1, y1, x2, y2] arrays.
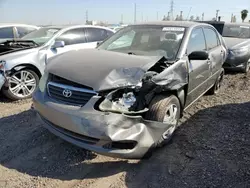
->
[[0, 102, 250, 187]]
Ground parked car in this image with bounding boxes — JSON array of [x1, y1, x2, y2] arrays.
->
[[33, 21, 226, 159], [0, 23, 39, 41], [0, 25, 114, 100], [198, 21, 250, 73]]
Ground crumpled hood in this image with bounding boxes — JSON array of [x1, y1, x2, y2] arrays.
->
[[223, 37, 250, 49], [47, 49, 163, 91]]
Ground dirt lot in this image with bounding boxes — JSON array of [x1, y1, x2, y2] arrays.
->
[[0, 73, 250, 188]]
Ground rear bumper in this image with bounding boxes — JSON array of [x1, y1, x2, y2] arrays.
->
[[33, 90, 172, 159]]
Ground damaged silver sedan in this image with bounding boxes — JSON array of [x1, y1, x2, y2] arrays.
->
[[33, 21, 226, 159]]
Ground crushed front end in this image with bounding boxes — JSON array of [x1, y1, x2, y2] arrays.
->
[[33, 56, 188, 159]]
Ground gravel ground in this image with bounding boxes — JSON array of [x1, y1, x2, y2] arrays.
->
[[0, 73, 250, 188]]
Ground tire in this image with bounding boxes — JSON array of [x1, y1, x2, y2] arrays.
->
[[242, 60, 250, 73], [145, 95, 181, 148], [3, 69, 39, 100], [207, 70, 224, 95]]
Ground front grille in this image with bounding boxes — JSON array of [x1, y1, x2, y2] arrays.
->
[[47, 80, 97, 106]]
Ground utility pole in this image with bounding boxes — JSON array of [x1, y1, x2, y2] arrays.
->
[[120, 14, 123, 24], [216, 10, 219, 21], [134, 3, 137, 24], [157, 11, 159, 20], [186, 7, 192, 21], [180, 11, 183, 21], [141, 13, 143, 22], [170, 0, 174, 20], [86, 10, 89, 23], [202, 12, 204, 21]]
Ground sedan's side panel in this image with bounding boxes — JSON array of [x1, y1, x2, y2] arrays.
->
[[185, 27, 210, 107], [203, 27, 225, 87]]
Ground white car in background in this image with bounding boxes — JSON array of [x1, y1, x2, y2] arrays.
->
[[0, 23, 40, 41], [0, 25, 115, 100]]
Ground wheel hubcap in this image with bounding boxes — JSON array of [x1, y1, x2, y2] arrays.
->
[[9, 70, 36, 98], [162, 104, 178, 139]]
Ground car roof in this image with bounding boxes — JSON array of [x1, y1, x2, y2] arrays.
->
[[131, 21, 210, 28], [42, 25, 115, 32], [0, 23, 39, 28], [197, 21, 250, 27]]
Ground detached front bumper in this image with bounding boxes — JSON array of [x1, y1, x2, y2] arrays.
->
[[0, 72, 6, 90], [33, 90, 172, 159]]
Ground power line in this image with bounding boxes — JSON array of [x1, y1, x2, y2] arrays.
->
[[134, 3, 137, 24]]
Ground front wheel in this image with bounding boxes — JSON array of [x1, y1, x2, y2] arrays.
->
[[242, 60, 250, 73], [3, 69, 39, 100], [145, 95, 181, 147]]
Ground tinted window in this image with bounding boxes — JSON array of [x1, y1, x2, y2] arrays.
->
[[56, 28, 86, 45], [222, 24, 250, 38], [203, 28, 219, 50], [16, 27, 37, 38], [0, 27, 14, 38], [187, 28, 206, 54], [86, 28, 111, 42]]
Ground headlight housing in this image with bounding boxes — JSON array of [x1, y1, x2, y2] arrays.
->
[[39, 71, 49, 92], [231, 47, 249, 56]]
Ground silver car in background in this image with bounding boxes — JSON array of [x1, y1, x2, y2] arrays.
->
[[0, 23, 39, 41], [0, 25, 114, 100]]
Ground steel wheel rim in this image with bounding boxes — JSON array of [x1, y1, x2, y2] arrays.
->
[[162, 104, 178, 139], [9, 70, 37, 98]]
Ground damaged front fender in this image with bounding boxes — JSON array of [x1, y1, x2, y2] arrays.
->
[[98, 58, 188, 114]]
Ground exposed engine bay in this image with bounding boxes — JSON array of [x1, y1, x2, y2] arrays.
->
[[0, 40, 38, 55]]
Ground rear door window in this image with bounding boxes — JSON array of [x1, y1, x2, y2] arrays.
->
[[56, 28, 87, 46], [203, 28, 220, 50], [187, 28, 206, 54], [85, 28, 111, 42], [0, 27, 14, 38]]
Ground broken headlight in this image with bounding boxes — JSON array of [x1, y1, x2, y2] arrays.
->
[[99, 88, 148, 114]]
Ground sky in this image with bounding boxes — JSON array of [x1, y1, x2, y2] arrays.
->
[[0, 0, 249, 25]]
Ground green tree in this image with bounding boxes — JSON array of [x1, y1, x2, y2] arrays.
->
[[241, 9, 248, 22]]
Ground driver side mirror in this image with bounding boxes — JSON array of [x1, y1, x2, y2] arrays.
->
[[188, 51, 209, 60], [51, 41, 65, 49]]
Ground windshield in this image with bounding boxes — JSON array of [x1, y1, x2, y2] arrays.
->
[[222, 24, 250, 38], [97, 25, 185, 60], [22, 28, 60, 45]]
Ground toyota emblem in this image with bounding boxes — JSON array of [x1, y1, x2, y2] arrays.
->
[[62, 89, 72, 98]]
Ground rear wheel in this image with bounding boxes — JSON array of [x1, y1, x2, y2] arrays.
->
[[3, 69, 39, 100], [145, 95, 181, 147], [207, 70, 224, 95]]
